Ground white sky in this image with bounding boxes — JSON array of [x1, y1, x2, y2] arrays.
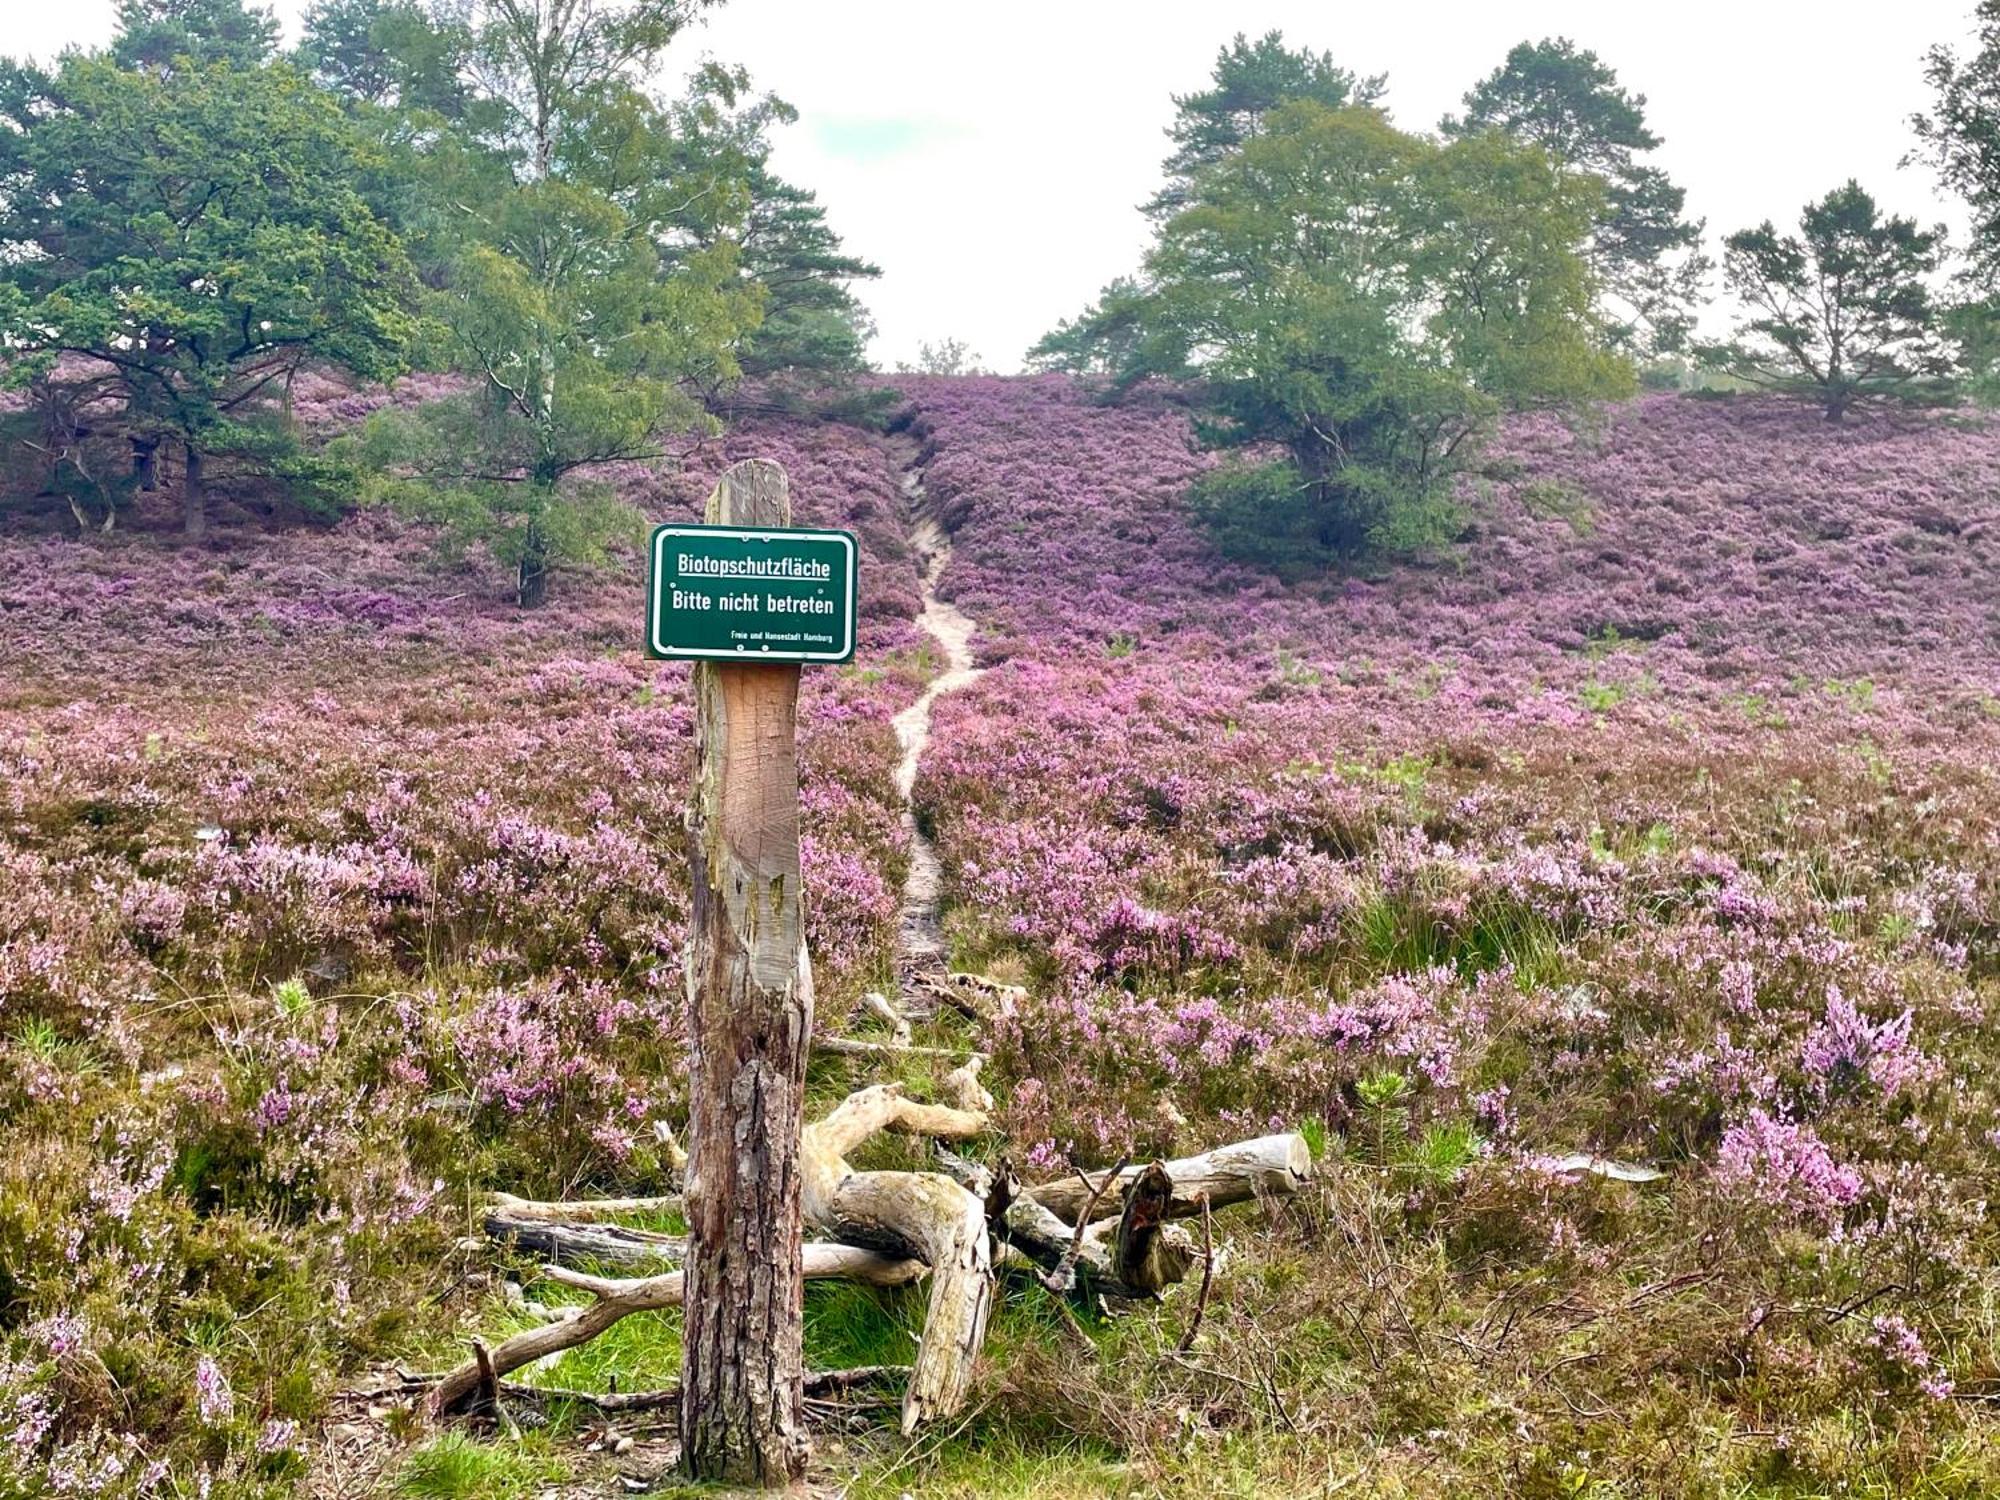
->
[[9, 1, 1983, 371]]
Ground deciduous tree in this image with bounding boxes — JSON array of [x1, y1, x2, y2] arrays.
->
[[1039, 99, 1629, 564]]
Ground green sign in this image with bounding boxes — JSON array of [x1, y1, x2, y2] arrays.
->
[[647, 523, 857, 664]]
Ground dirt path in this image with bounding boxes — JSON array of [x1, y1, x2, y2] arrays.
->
[[888, 449, 982, 969]]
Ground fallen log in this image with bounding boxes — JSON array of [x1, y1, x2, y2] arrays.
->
[[430, 1096, 1305, 1433], [800, 1083, 993, 1435], [484, 1214, 685, 1270], [934, 1149, 1189, 1301], [486, 1191, 683, 1224], [1030, 1133, 1313, 1224], [422, 1244, 924, 1414]]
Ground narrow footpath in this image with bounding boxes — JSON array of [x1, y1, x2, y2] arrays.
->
[[886, 438, 982, 971]]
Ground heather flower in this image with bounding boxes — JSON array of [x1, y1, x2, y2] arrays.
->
[[192, 1356, 233, 1426], [1869, 1314, 1955, 1400], [25, 1315, 85, 1360], [1715, 1111, 1862, 1229], [1800, 986, 1925, 1098]]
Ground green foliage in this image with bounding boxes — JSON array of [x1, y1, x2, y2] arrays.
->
[[354, 173, 753, 603], [113, 0, 281, 72], [1146, 30, 1385, 222], [1446, 37, 1709, 354], [303, 2, 873, 597], [1060, 90, 1629, 567], [1705, 181, 1954, 421], [1353, 1069, 1413, 1169], [0, 53, 415, 534], [568, 60, 879, 384], [1026, 277, 1151, 377], [271, 976, 313, 1018], [1913, 2, 2000, 295], [1192, 459, 1459, 572]]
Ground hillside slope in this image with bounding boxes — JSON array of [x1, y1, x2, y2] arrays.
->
[[2, 380, 1997, 1498]]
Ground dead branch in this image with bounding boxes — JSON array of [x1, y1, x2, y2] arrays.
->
[[1175, 1195, 1216, 1354], [1029, 1133, 1313, 1224], [912, 970, 1026, 1022], [487, 1191, 682, 1224], [1046, 1156, 1127, 1295], [942, 1054, 994, 1112], [484, 1214, 685, 1270], [433, 1086, 1306, 1436], [422, 1243, 923, 1415], [863, 990, 913, 1046], [801, 1083, 994, 1434]]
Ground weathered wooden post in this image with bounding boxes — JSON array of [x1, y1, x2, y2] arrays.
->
[[651, 461, 857, 1487]]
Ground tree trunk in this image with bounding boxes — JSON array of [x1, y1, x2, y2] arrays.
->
[[517, 512, 549, 608], [680, 460, 813, 1489], [132, 435, 158, 492], [182, 443, 205, 540]]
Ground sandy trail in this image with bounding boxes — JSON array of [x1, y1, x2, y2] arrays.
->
[[889, 462, 982, 967]]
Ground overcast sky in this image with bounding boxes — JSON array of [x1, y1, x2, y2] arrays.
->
[[11, 2, 1984, 371]]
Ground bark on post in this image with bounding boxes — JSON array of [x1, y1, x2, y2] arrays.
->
[[680, 459, 813, 1488]]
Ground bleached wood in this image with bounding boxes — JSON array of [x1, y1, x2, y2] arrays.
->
[[488, 1191, 683, 1224], [799, 1083, 994, 1434], [1028, 1133, 1313, 1224], [423, 1244, 923, 1415]]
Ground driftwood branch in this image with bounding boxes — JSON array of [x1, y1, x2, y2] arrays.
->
[[430, 1098, 1311, 1433], [863, 990, 913, 1045], [487, 1191, 682, 1224], [423, 1243, 923, 1415], [1029, 1133, 1313, 1224], [801, 1083, 994, 1434], [484, 1214, 685, 1270]]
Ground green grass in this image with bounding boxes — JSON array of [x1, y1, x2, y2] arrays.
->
[[396, 1431, 569, 1499], [845, 1430, 1132, 1499]]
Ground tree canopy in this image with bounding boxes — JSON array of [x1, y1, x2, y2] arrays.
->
[[1446, 37, 1707, 354], [0, 52, 415, 535], [329, 0, 762, 604], [1146, 30, 1385, 221], [1706, 181, 1952, 421], [1044, 94, 1630, 564], [112, 0, 282, 73]]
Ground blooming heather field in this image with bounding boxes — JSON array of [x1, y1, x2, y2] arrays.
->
[[5, 378, 2000, 1497]]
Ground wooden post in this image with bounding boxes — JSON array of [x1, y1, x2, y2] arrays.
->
[[679, 459, 812, 1487]]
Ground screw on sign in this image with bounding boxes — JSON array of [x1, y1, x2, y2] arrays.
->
[[664, 459, 852, 1486]]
